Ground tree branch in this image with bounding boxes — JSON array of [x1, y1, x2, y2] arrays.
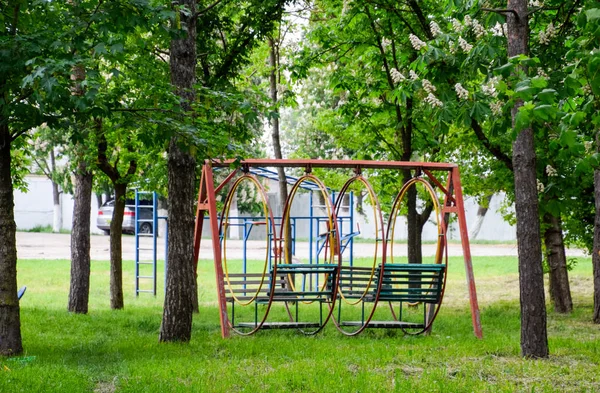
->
[[481, 8, 519, 17], [95, 118, 120, 183], [470, 118, 513, 171], [195, 0, 227, 18]]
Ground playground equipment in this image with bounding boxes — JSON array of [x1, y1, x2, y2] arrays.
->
[[193, 159, 482, 339], [134, 190, 168, 296]]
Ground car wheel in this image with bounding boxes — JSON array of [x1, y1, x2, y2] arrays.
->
[[139, 222, 152, 234], [102, 229, 110, 236]]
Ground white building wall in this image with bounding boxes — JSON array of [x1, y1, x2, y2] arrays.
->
[[14, 175, 102, 234], [14, 175, 516, 241]]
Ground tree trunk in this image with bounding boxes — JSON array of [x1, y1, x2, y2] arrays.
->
[[160, 139, 196, 341], [68, 160, 92, 314], [269, 36, 290, 259], [269, 38, 288, 209], [543, 212, 572, 313], [109, 183, 126, 309], [593, 132, 600, 323], [50, 150, 62, 232], [159, 0, 197, 342], [507, 0, 548, 358], [0, 123, 22, 356], [470, 194, 493, 240]]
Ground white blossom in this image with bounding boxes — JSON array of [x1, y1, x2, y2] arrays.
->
[[538, 22, 556, 45], [452, 18, 464, 33], [482, 76, 500, 98], [448, 40, 457, 54], [546, 165, 558, 177], [529, 0, 543, 7], [276, 84, 287, 95], [381, 37, 392, 50], [424, 93, 443, 108], [422, 79, 436, 94], [585, 141, 594, 153], [537, 67, 549, 78], [454, 83, 469, 100], [409, 34, 427, 50], [342, 0, 353, 15], [490, 100, 503, 116], [471, 20, 486, 39], [458, 36, 473, 52], [491, 22, 505, 37], [430, 21, 443, 37], [409, 70, 419, 80], [583, 84, 592, 95], [463, 15, 472, 27], [390, 68, 406, 84], [537, 179, 545, 193]]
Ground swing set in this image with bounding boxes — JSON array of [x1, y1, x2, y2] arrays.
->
[[193, 159, 482, 339]]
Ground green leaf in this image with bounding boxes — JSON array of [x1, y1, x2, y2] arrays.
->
[[93, 43, 107, 55], [514, 108, 531, 132], [533, 104, 556, 121], [514, 85, 535, 101], [585, 8, 600, 21], [537, 88, 557, 104], [494, 62, 514, 77], [530, 77, 547, 89], [560, 130, 578, 148], [110, 43, 124, 54]]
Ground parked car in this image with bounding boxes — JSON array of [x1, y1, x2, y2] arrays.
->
[[97, 199, 154, 235]]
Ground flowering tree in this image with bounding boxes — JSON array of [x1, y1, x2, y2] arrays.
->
[[293, 0, 453, 263], [395, 0, 600, 355]]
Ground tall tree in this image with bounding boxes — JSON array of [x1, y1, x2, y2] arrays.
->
[[506, 0, 548, 358], [159, 0, 289, 341], [159, 0, 198, 342]]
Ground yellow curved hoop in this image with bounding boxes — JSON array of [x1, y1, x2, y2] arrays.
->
[[388, 177, 443, 266], [387, 177, 444, 307], [222, 174, 271, 306], [337, 175, 381, 305], [280, 174, 336, 299]]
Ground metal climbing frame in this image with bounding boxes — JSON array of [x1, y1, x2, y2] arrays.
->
[[134, 190, 168, 296], [193, 159, 483, 339]]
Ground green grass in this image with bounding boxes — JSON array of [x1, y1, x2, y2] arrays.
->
[[2, 255, 600, 392], [21, 225, 71, 234]]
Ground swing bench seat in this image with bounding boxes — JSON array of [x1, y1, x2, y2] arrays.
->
[[337, 264, 445, 303], [224, 264, 338, 304]]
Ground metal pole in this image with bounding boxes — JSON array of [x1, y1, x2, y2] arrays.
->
[[451, 167, 483, 339]]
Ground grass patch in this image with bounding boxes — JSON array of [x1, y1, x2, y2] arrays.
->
[[3, 256, 600, 392], [20, 225, 71, 234]]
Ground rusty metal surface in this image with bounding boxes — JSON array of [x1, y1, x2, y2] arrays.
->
[[210, 158, 458, 170]]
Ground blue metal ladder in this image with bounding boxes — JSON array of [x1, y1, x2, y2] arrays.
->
[[134, 190, 168, 296]]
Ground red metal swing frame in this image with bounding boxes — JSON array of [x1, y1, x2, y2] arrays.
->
[[192, 159, 483, 339]]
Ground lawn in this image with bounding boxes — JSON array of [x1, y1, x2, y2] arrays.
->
[[2, 254, 600, 392]]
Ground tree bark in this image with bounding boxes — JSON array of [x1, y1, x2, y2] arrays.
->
[[269, 37, 288, 211], [593, 131, 600, 323], [68, 160, 93, 314], [0, 123, 23, 356], [268, 36, 290, 261], [543, 213, 572, 313], [159, 0, 197, 342], [95, 118, 136, 310], [470, 194, 493, 240], [507, 0, 548, 358], [109, 184, 126, 309]]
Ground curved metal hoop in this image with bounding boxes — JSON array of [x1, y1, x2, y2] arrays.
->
[[385, 176, 448, 335], [331, 174, 388, 336], [220, 173, 276, 335], [278, 173, 341, 335]]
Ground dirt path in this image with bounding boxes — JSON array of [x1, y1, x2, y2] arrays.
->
[[16, 232, 587, 261]]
